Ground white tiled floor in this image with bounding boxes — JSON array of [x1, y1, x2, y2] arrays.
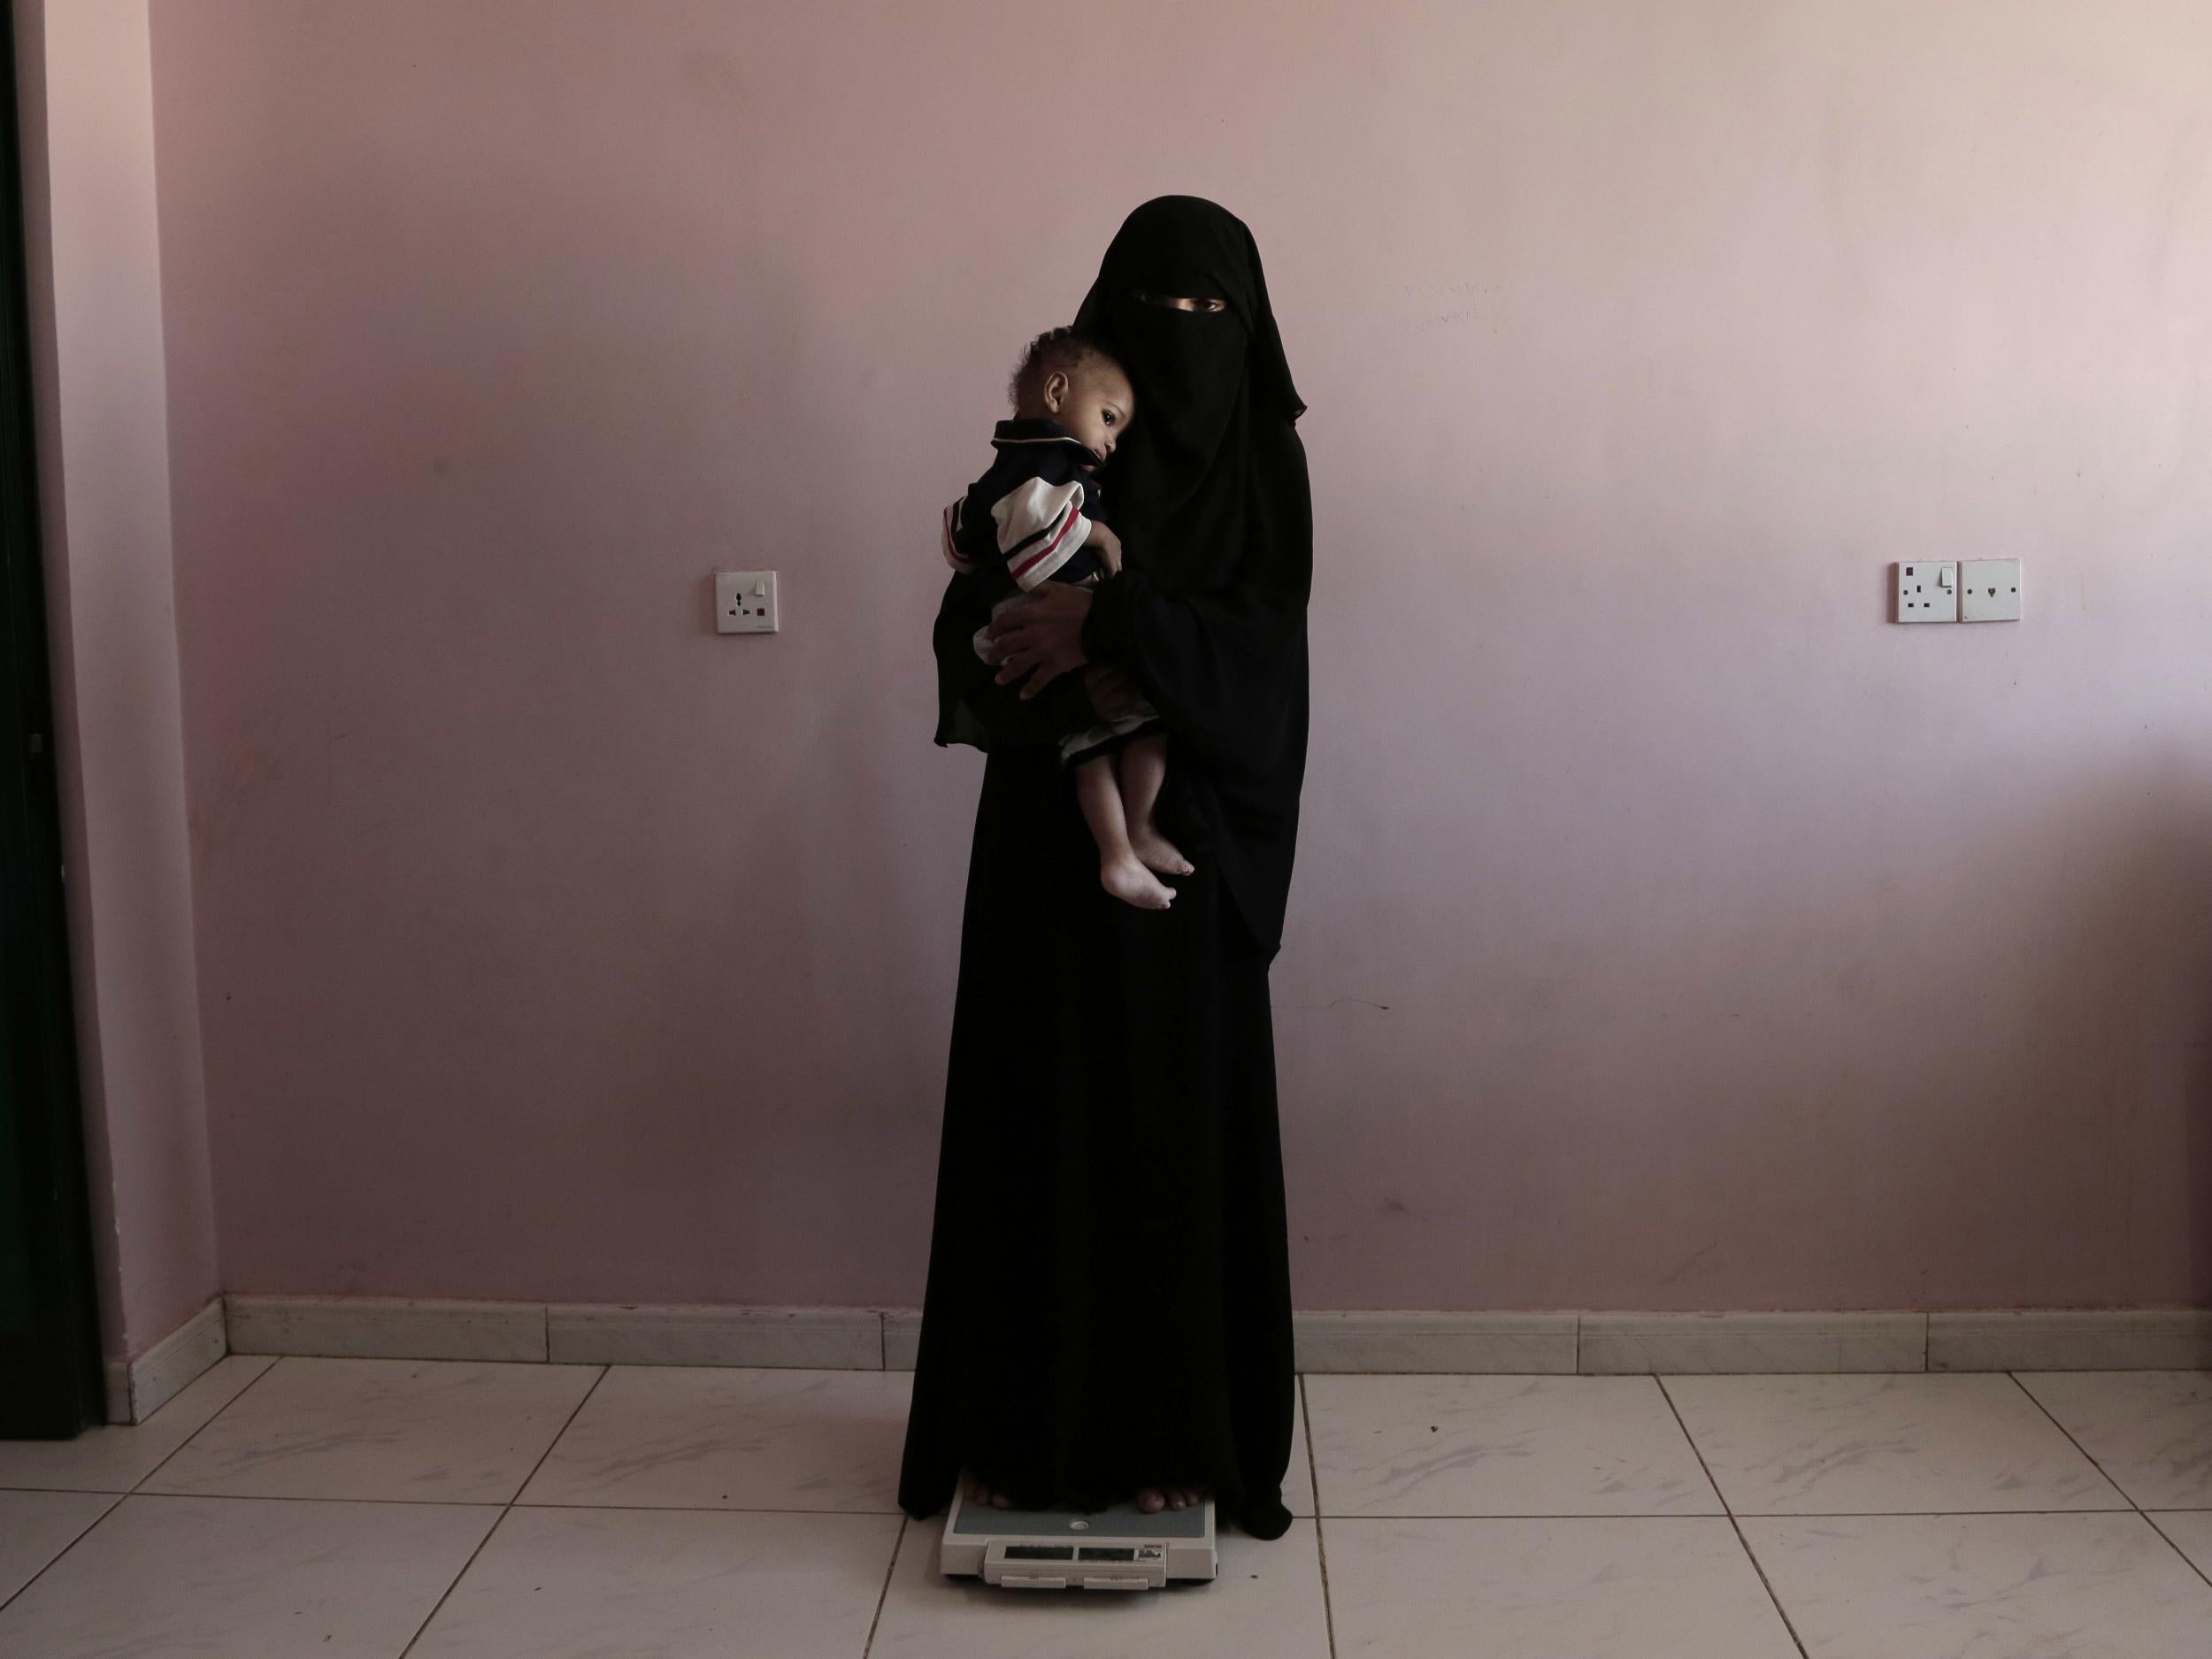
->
[[2, 1360, 2208, 1656]]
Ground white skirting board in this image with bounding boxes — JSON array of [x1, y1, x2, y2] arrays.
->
[[104, 1298, 227, 1425], [184, 1297, 2212, 1379]]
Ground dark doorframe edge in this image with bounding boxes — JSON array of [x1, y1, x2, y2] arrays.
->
[[0, 0, 112, 1435]]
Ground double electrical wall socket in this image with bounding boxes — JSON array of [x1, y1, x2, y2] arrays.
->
[[715, 571, 779, 634], [1959, 558, 2022, 622], [1894, 561, 1958, 622]]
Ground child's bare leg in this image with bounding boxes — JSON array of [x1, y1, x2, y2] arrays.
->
[[1118, 734, 1193, 876], [1076, 752, 1174, 910]]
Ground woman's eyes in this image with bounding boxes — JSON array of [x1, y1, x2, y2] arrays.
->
[[1136, 290, 1228, 312]]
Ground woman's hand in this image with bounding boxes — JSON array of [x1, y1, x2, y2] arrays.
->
[[1088, 523, 1124, 575], [987, 583, 1092, 699], [1082, 664, 1147, 721]]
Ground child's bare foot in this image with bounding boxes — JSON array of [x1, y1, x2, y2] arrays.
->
[[1136, 1485, 1206, 1513], [1102, 855, 1175, 910], [1129, 826, 1194, 878]]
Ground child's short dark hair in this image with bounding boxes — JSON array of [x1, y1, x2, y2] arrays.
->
[[1009, 326, 1114, 411]]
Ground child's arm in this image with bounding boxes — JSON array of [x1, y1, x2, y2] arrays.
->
[[990, 478, 1093, 590]]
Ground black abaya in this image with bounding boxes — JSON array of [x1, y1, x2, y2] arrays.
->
[[899, 198, 1310, 1540]]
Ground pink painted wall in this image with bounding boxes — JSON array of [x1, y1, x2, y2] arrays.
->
[[145, 0, 2212, 1312], [18, 0, 220, 1364]]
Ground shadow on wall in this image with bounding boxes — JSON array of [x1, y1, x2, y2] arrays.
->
[[1995, 785, 2212, 1310], [1275, 759, 2212, 1312]]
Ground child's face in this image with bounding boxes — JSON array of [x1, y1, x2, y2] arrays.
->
[[1044, 357, 1135, 465]]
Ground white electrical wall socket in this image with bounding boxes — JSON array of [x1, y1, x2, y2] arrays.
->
[[1893, 560, 1958, 623], [1959, 558, 2022, 622], [715, 571, 779, 634]]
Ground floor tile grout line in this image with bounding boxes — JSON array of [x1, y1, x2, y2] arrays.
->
[[394, 1506, 511, 1659], [7, 1488, 915, 1515], [859, 1515, 907, 1658], [1655, 1374, 1809, 1659], [0, 1490, 124, 1619], [2002, 1369, 2212, 1592], [1292, 1513, 2177, 1531], [4, 1486, 2194, 1531], [2001, 1371, 2137, 1512], [1647, 1375, 1729, 1517], [1308, 1506, 2170, 1519], [12, 1496, 2170, 1524], [127, 1352, 285, 1495], [1725, 1511, 1810, 1656], [504, 1363, 611, 1508], [525, 1498, 920, 1519], [2142, 1511, 2212, 1594], [395, 1363, 609, 1659], [1301, 1373, 1337, 1659]]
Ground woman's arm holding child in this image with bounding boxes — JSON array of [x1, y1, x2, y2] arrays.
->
[[1088, 521, 1123, 575]]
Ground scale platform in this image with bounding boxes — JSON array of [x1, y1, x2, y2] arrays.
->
[[940, 1482, 1217, 1591]]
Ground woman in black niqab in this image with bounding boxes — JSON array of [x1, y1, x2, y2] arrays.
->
[[900, 196, 1310, 1541]]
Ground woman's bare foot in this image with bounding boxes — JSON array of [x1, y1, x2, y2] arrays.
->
[[1135, 1485, 1207, 1512], [962, 1473, 1014, 1509], [965, 1472, 1202, 1514], [1129, 826, 1194, 878], [1102, 855, 1175, 910]]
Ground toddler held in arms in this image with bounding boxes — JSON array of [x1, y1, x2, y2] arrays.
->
[[941, 327, 1192, 910]]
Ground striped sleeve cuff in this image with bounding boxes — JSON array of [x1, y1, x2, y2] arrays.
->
[[1009, 505, 1089, 591]]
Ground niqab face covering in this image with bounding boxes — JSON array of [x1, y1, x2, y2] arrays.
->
[[1100, 293, 1248, 514], [1075, 201, 1303, 423], [1074, 197, 1306, 587]]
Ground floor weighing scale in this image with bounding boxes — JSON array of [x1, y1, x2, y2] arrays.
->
[[940, 1481, 1218, 1591]]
